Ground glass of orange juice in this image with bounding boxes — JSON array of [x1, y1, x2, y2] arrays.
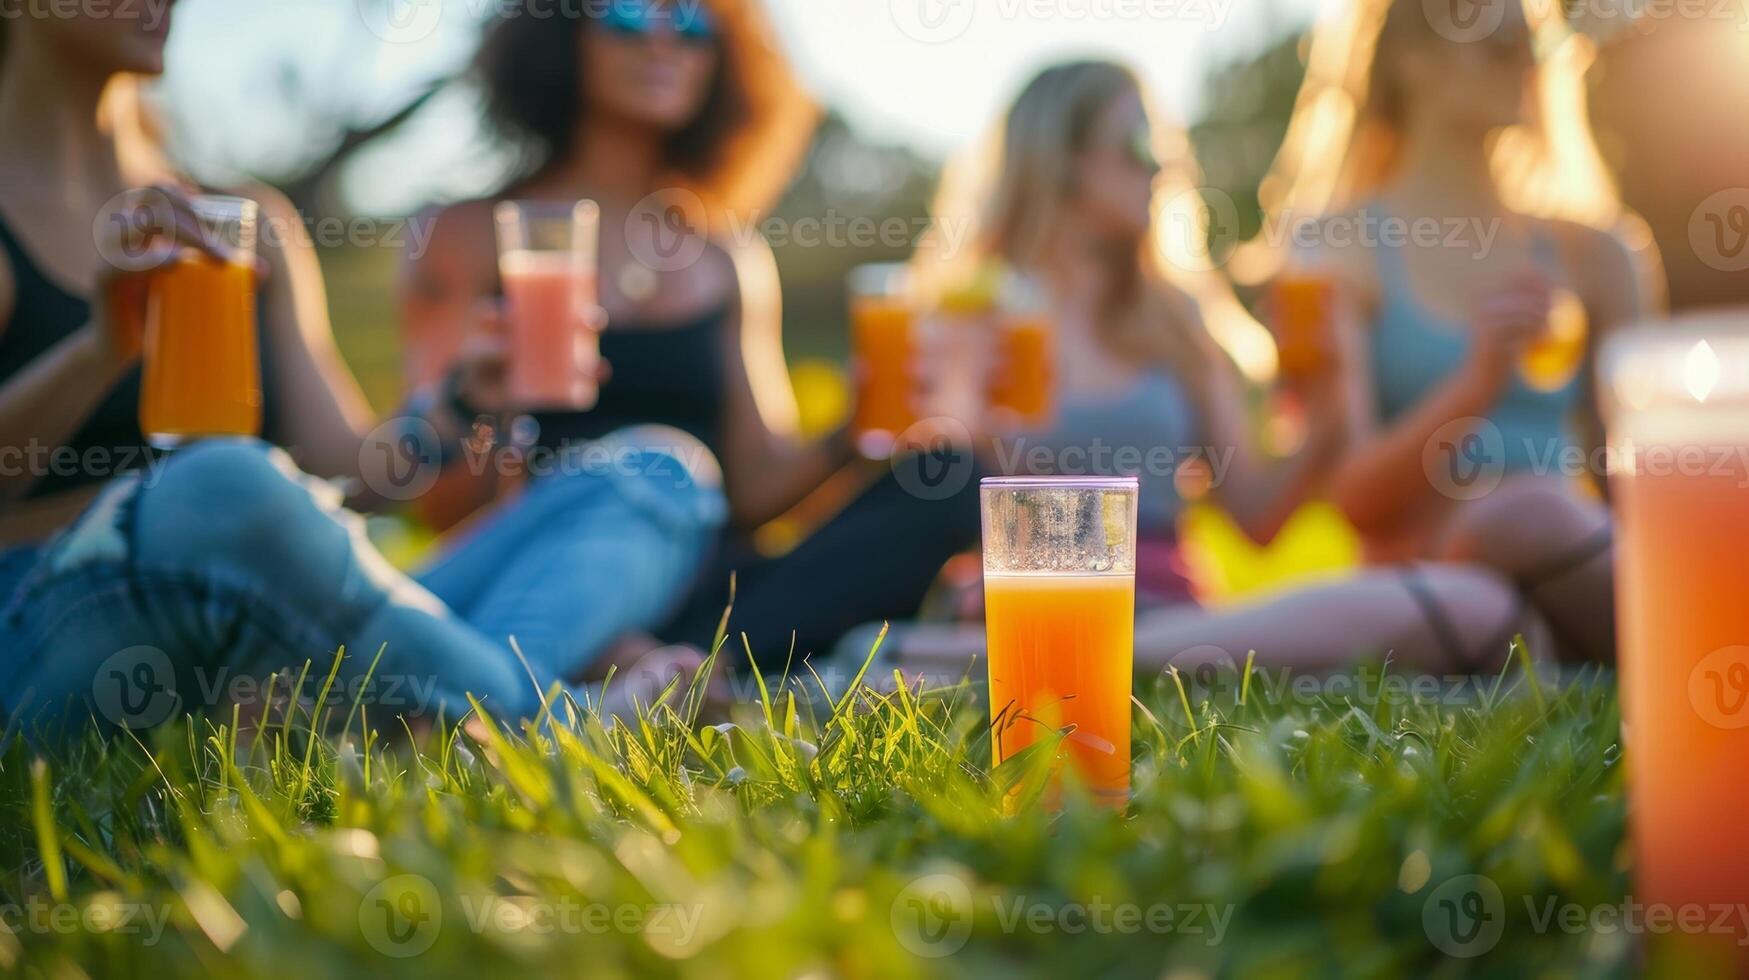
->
[[1603, 317, 1749, 972], [494, 200, 601, 412], [988, 273, 1055, 430], [1270, 272, 1336, 383], [982, 476, 1138, 807], [1519, 287, 1588, 392], [848, 263, 916, 459], [139, 195, 262, 447]]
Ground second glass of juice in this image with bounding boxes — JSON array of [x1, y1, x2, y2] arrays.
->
[[494, 200, 601, 411], [988, 272, 1055, 430], [1519, 287, 1588, 393], [1270, 272, 1335, 383], [847, 263, 916, 459], [982, 476, 1138, 806], [139, 195, 262, 447], [1603, 318, 1749, 972]]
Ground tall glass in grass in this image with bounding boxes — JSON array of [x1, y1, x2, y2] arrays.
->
[[1603, 317, 1749, 969], [139, 195, 262, 447], [494, 200, 601, 411], [981, 476, 1137, 806]]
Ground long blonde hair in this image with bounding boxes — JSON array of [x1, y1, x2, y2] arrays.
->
[[923, 60, 1277, 384], [1234, 0, 1656, 283]]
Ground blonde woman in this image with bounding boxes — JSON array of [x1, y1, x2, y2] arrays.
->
[[887, 60, 1540, 676], [1245, 0, 1663, 663]]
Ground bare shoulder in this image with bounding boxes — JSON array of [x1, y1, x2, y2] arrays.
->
[[1542, 217, 1639, 274], [1540, 217, 1652, 317], [701, 233, 771, 317]]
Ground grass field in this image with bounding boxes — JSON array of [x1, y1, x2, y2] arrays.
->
[[0, 637, 1639, 979]]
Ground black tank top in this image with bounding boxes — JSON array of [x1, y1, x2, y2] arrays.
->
[[0, 217, 277, 498], [528, 306, 727, 455]]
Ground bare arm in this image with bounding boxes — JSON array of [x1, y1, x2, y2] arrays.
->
[[1565, 223, 1660, 494], [714, 238, 855, 530], [247, 186, 378, 481], [0, 187, 228, 502], [1327, 261, 1554, 537], [1199, 321, 1347, 545]]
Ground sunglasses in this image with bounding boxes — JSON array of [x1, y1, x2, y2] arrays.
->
[[598, 2, 718, 44]]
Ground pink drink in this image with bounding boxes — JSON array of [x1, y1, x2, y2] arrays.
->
[[501, 250, 600, 411]]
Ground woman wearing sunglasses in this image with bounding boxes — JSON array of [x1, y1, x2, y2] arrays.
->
[[405, 0, 986, 669], [879, 60, 1547, 676], [0, 4, 723, 734], [1241, 0, 1663, 663]]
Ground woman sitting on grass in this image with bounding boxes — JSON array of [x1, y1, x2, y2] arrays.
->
[[884, 60, 1540, 676], [1242, 0, 1662, 663], [0, 5, 722, 734], [403, 0, 983, 669]]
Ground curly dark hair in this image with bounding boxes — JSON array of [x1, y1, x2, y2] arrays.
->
[[473, 0, 815, 214]]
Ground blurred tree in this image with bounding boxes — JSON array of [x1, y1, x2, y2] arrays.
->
[[1188, 30, 1308, 253]]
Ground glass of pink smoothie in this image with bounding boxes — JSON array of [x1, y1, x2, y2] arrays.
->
[[493, 200, 602, 411]]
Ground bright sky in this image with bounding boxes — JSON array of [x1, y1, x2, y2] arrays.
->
[[158, 0, 1330, 212]]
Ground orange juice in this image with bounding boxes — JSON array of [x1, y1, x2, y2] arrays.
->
[[1271, 274, 1334, 382], [984, 572, 1135, 802], [1519, 288, 1588, 392], [851, 295, 915, 457], [502, 250, 600, 411], [140, 254, 261, 444], [1614, 420, 1749, 968], [988, 313, 1054, 428]]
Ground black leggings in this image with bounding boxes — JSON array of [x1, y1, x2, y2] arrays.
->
[[658, 448, 984, 668]]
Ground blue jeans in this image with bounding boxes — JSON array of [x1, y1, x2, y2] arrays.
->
[[0, 427, 723, 735]]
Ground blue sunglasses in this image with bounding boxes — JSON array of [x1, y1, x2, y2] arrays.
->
[[598, 2, 718, 43]]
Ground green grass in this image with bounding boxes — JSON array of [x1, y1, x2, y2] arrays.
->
[[0, 641, 1631, 979]]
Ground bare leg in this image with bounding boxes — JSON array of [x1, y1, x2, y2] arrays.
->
[[1430, 478, 1614, 664], [1131, 563, 1537, 675], [890, 563, 1538, 679]]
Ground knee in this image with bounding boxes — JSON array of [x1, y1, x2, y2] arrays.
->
[[1436, 481, 1605, 575], [593, 425, 727, 537], [137, 438, 342, 559]]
